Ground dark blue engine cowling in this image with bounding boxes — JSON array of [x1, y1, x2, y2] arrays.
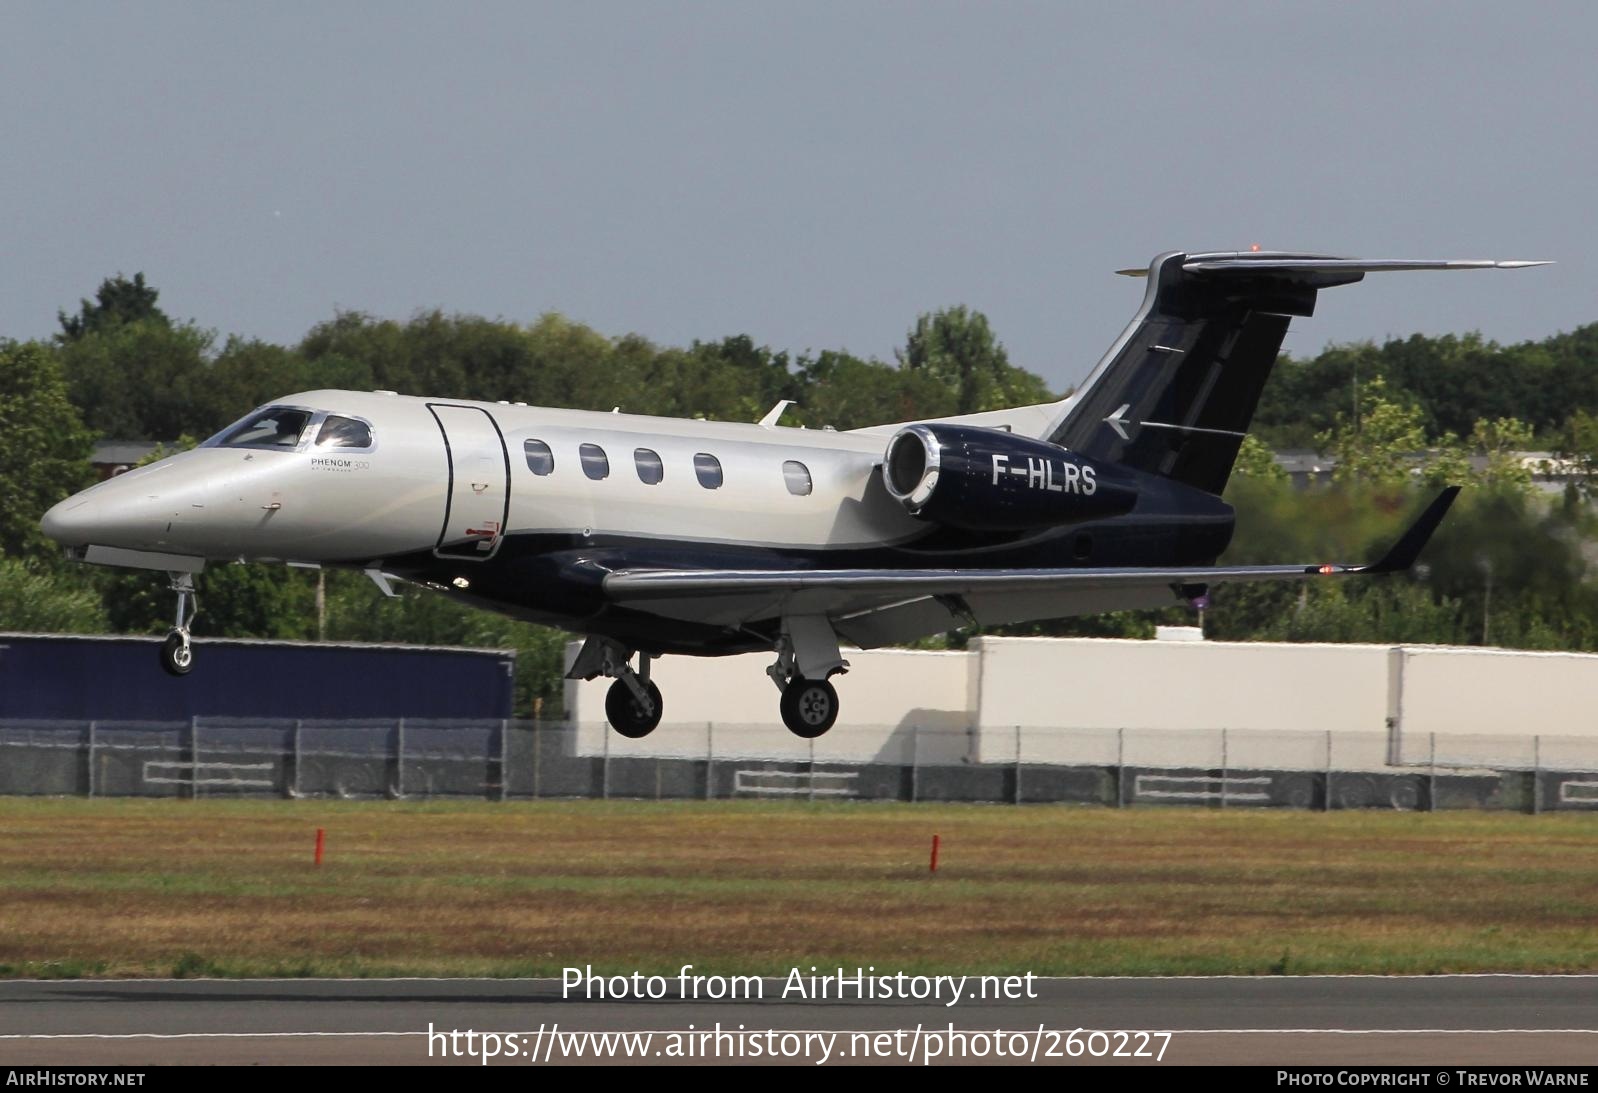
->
[[882, 423, 1139, 531]]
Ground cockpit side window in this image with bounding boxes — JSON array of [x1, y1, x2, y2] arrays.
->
[[314, 415, 373, 449], [211, 407, 313, 450]]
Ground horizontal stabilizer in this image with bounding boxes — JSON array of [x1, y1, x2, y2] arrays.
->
[[1117, 253, 1551, 277]]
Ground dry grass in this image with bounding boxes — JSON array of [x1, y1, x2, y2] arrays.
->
[[3, 797, 1597, 978]]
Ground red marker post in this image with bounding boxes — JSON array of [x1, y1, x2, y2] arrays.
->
[[314, 827, 325, 866], [929, 834, 941, 874]]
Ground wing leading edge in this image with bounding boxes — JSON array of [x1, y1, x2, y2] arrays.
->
[[602, 488, 1461, 647]]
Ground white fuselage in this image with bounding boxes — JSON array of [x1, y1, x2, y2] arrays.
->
[[42, 390, 926, 566]]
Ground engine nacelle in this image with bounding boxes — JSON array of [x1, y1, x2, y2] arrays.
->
[[882, 423, 1137, 531]]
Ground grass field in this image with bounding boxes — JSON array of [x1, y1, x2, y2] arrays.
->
[[3, 797, 1597, 979]]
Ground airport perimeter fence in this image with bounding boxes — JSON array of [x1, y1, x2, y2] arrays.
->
[[3, 718, 1598, 813]]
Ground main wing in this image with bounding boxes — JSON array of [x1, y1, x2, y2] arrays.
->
[[603, 488, 1460, 649]]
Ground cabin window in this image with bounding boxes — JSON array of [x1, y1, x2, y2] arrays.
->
[[314, 415, 373, 449], [524, 439, 554, 475], [782, 459, 812, 496], [580, 443, 610, 481], [634, 448, 664, 485], [694, 452, 723, 489], [211, 407, 312, 451]]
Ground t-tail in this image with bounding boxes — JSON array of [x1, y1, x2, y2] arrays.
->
[[1044, 251, 1549, 496]]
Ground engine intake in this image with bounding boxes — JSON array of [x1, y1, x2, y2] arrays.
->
[[883, 424, 1137, 531]]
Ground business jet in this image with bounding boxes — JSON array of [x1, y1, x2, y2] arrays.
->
[[40, 250, 1545, 738]]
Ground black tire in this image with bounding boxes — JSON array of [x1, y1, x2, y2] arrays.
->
[[780, 677, 839, 739], [160, 632, 193, 677], [605, 679, 663, 738]]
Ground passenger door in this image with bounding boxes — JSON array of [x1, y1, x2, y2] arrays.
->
[[429, 404, 510, 560]]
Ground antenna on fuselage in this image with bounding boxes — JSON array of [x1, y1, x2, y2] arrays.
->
[[758, 400, 796, 429]]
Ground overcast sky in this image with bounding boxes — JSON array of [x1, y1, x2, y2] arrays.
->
[[3, 1, 1590, 393]]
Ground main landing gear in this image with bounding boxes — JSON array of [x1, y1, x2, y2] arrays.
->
[[159, 572, 198, 677], [605, 673, 663, 739], [767, 616, 847, 739], [568, 637, 663, 739], [572, 618, 851, 741]]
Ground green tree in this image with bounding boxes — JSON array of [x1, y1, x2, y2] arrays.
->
[[642, 335, 797, 422], [1317, 377, 1431, 487], [204, 338, 374, 426], [794, 349, 957, 430], [0, 341, 95, 561], [1557, 409, 1598, 500], [1254, 323, 1598, 448], [1469, 417, 1537, 491], [898, 306, 1052, 414], [57, 272, 168, 342], [0, 559, 107, 632], [1231, 434, 1287, 481], [57, 319, 217, 439], [100, 564, 319, 641]]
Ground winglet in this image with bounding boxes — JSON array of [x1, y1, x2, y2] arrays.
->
[[1358, 486, 1462, 574]]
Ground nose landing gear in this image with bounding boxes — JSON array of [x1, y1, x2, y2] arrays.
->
[[159, 572, 198, 677]]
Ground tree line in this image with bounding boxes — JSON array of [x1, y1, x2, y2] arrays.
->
[[6, 273, 1598, 715]]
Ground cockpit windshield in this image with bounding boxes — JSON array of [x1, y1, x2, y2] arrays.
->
[[209, 407, 313, 450]]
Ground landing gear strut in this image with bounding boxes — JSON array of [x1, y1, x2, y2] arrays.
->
[[160, 572, 198, 677], [568, 636, 663, 738]]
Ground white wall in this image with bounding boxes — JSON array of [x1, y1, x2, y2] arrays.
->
[[967, 636, 1392, 766], [567, 636, 1598, 774], [1391, 646, 1598, 767], [566, 645, 975, 763]]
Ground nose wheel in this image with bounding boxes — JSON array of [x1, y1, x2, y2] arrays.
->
[[160, 631, 194, 676], [159, 572, 198, 677]]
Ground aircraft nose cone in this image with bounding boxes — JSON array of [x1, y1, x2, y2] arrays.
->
[[40, 496, 93, 547], [40, 485, 167, 551]]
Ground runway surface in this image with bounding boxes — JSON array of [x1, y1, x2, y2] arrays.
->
[[3, 975, 1595, 1066]]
